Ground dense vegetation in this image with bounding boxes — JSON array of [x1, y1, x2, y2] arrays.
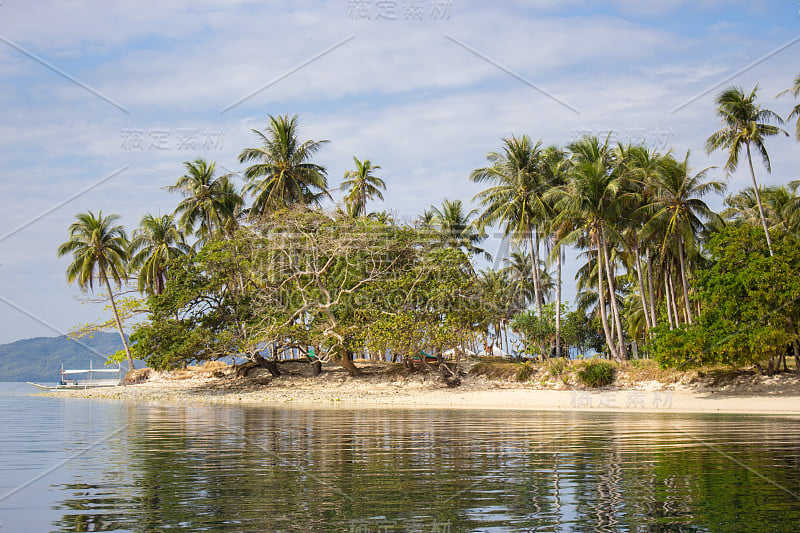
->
[[57, 77, 800, 376]]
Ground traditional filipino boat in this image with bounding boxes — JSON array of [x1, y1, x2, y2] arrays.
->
[[27, 361, 122, 391]]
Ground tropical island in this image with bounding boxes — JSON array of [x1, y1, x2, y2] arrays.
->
[[53, 79, 800, 405]]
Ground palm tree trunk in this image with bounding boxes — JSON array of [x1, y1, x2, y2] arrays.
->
[[528, 232, 544, 319], [633, 239, 651, 332], [746, 143, 774, 256], [646, 249, 658, 327], [678, 236, 693, 325], [667, 267, 680, 325], [595, 234, 619, 360], [103, 274, 134, 370], [664, 268, 674, 330], [601, 229, 627, 359], [555, 244, 562, 358]]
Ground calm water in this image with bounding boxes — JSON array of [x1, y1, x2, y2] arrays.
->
[[1, 383, 800, 532]]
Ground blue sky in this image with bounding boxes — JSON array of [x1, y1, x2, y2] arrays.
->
[[0, 1, 798, 344]]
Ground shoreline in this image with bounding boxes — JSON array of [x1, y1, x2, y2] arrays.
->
[[37, 375, 800, 416]]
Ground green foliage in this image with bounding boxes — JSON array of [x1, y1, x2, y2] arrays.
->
[[576, 359, 616, 387], [650, 225, 800, 369]]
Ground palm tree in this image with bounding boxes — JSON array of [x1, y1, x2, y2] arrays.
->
[[778, 73, 800, 140], [541, 145, 573, 356], [238, 114, 330, 214], [502, 250, 551, 307], [616, 144, 660, 332], [705, 85, 787, 255], [471, 135, 548, 319], [128, 214, 190, 295], [429, 199, 490, 259], [642, 151, 724, 325], [165, 158, 241, 245], [341, 157, 386, 218], [549, 146, 623, 360], [564, 135, 627, 359], [57, 211, 135, 370], [725, 185, 800, 241]]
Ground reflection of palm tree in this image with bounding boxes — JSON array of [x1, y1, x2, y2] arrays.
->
[[705, 85, 787, 255], [57, 211, 135, 369], [165, 158, 241, 245], [129, 214, 190, 295], [238, 114, 330, 214], [642, 152, 724, 325], [429, 199, 489, 259], [471, 135, 548, 318], [341, 157, 386, 218]]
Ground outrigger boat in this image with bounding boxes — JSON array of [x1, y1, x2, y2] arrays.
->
[[28, 361, 122, 391]]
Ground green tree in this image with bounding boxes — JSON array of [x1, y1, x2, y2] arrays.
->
[[778, 73, 800, 140], [642, 151, 724, 325], [129, 214, 190, 295], [238, 114, 330, 214], [429, 199, 489, 259], [650, 225, 800, 371], [341, 157, 386, 218], [705, 85, 787, 255], [549, 137, 623, 359], [57, 211, 135, 369], [165, 158, 241, 244], [471, 135, 549, 317]]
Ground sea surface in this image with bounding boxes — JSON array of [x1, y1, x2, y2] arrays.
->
[[1, 382, 800, 532]]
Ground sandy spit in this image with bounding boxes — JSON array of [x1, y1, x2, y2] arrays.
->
[[37, 370, 800, 416]]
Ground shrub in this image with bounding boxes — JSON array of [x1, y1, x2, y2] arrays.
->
[[547, 358, 568, 377], [515, 361, 534, 382], [577, 360, 616, 387]]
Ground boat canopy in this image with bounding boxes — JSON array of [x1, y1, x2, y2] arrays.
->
[[62, 368, 121, 374]]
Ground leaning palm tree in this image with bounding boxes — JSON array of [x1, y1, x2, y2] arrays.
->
[[165, 158, 241, 245], [57, 211, 135, 370], [778, 73, 800, 140], [128, 214, 190, 295], [238, 114, 330, 214], [341, 157, 386, 218], [642, 151, 724, 325], [705, 85, 787, 255], [471, 135, 548, 318]]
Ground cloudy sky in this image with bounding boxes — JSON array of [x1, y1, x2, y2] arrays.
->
[[0, 1, 798, 344]]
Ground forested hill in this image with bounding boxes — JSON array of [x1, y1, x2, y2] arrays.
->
[[0, 332, 126, 382]]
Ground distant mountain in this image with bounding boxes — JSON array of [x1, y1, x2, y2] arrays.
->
[[0, 332, 129, 382]]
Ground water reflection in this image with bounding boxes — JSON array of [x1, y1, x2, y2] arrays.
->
[[48, 406, 800, 532]]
